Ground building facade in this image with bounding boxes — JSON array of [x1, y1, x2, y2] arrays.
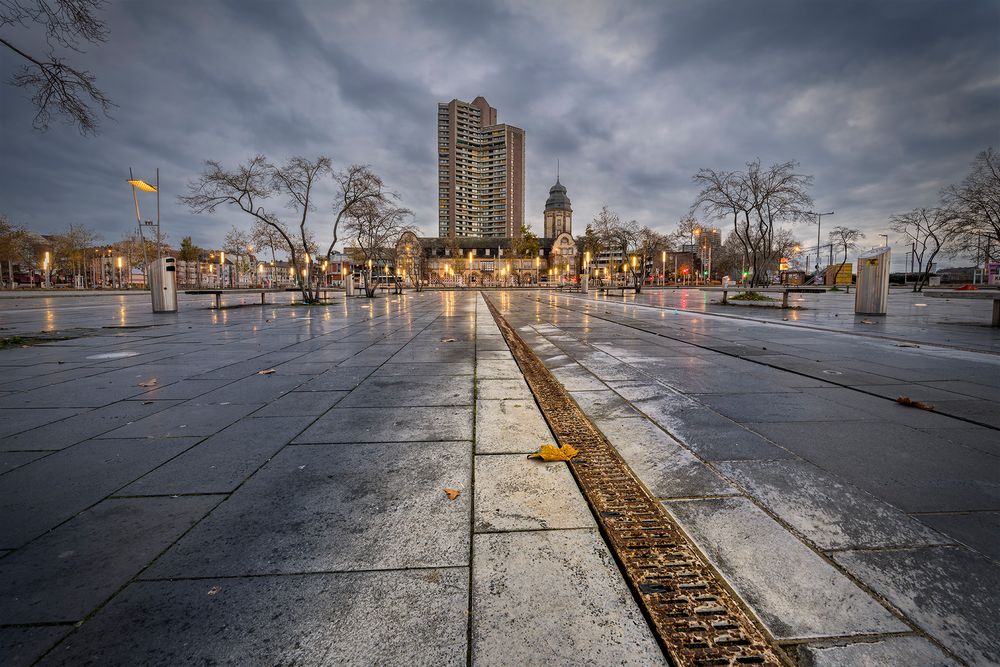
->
[[437, 96, 525, 239], [543, 177, 572, 238]]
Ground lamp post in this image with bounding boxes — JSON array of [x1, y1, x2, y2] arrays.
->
[[116, 256, 123, 289], [220, 251, 226, 288], [878, 234, 888, 247], [804, 211, 834, 276]]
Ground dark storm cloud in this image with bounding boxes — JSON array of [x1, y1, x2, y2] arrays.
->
[[1, 0, 997, 270]]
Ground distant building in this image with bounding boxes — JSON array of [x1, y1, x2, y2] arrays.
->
[[543, 176, 572, 238], [437, 96, 525, 239]]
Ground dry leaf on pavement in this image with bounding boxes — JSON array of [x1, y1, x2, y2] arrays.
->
[[527, 443, 579, 461], [207, 586, 221, 596], [138, 379, 157, 387], [257, 369, 276, 375], [896, 396, 935, 411], [444, 488, 461, 500]]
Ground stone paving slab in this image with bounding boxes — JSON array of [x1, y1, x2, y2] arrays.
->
[[0, 408, 85, 438], [474, 377, 533, 400], [474, 399, 553, 454], [0, 626, 72, 667], [664, 497, 908, 639], [0, 399, 184, 451], [0, 450, 48, 474], [614, 393, 794, 461], [1, 437, 202, 547], [295, 365, 377, 391], [372, 360, 474, 375], [98, 401, 265, 439], [129, 377, 233, 401], [715, 459, 950, 550], [294, 406, 473, 442], [471, 529, 665, 666], [337, 374, 473, 407], [252, 390, 348, 417], [145, 441, 471, 578], [120, 416, 314, 495], [474, 455, 594, 532], [39, 569, 469, 667], [746, 420, 1000, 512], [594, 417, 736, 498], [794, 635, 959, 666], [569, 389, 642, 419], [913, 511, 1000, 560], [833, 546, 1000, 666], [0, 496, 221, 624], [189, 373, 311, 405]]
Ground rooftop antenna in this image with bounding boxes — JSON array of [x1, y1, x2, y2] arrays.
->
[[557, 158, 560, 181]]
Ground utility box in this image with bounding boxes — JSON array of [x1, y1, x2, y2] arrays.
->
[[855, 248, 890, 315], [149, 257, 178, 313]]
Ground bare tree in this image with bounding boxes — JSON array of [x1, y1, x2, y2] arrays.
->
[[942, 147, 1000, 271], [0, 214, 29, 288], [323, 164, 390, 283], [693, 160, 813, 286], [827, 226, 864, 288], [222, 226, 252, 288], [345, 200, 413, 297], [180, 156, 304, 299], [1, 0, 113, 134], [270, 156, 332, 301], [890, 208, 961, 292]]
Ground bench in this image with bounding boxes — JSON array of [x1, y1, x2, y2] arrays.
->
[[597, 285, 629, 296], [185, 288, 338, 309], [923, 289, 1000, 327], [703, 286, 828, 308]]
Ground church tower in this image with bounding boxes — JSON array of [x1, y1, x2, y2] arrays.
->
[[543, 173, 572, 238]]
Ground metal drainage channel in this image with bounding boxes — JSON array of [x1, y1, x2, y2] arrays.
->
[[484, 295, 785, 667]]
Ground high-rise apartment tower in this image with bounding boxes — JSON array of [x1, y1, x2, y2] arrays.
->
[[437, 97, 525, 238]]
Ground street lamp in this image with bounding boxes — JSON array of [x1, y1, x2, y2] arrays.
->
[[220, 251, 226, 288], [878, 234, 888, 247]]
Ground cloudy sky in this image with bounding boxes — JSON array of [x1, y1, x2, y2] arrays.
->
[[1, 0, 997, 269]]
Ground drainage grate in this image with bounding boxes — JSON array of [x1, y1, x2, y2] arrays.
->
[[484, 295, 785, 667]]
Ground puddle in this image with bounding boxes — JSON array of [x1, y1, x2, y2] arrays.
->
[[86, 351, 142, 360]]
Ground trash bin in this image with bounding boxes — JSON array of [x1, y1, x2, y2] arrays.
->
[[149, 257, 178, 313], [581, 274, 589, 294], [345, 275, 354, 297], [855, 247, 890, 315]]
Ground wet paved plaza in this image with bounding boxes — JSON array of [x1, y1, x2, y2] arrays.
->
[[1, 289, 998, 665]]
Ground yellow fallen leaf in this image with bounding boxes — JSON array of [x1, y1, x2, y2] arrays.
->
[[257, 368, 276, 375], [138, 379, 157, 387], [444, 488, 461, 500], [527, 443, 579, 461]]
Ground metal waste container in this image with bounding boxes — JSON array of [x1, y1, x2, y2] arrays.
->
[[345, 275, 355, 297], [855, 247, 890, 315], [149, 257, 178, 313]]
